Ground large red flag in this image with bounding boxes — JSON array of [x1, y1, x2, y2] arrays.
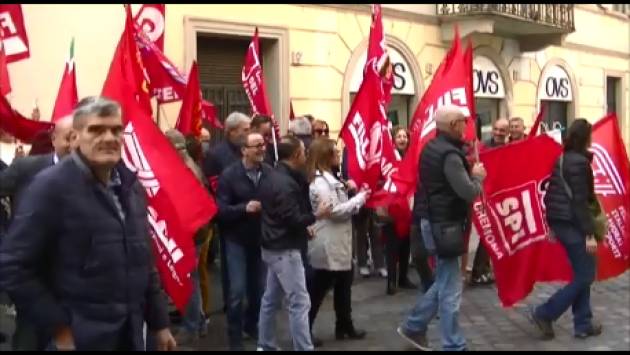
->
[[392, 27, 476, 198], [51, 38, 78, 122], [102, 5, 218, 312], [0, 94, 53, 143], [242, 27, 280, 139], [102, 5, 152, 116], [175, 61, 203, 137], [590, 113, 630, 279], [133, 4, 166, 52], [0, 31, 11, 96]]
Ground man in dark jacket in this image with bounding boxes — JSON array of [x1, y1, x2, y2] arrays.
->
[[0, 97, 175, 351], [203, 111, 251, 314], [256, 136, 331, 351], [400, 105, 486, 351], [0, 115, 74, 351], [216, 131, 271, 350]]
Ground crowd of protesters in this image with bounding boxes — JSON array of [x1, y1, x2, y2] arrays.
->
[[0, 97, 604, 351]]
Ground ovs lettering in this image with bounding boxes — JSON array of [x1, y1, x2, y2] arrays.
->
[[545, 77, 569, 99], [473, 69, 499, 95], [392, 62, 406, 90]]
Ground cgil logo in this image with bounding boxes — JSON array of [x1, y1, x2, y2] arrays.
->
[[591, 143, 626, 197]]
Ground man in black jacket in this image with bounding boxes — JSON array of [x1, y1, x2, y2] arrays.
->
[[257, 136, 331, 351], [0, 115, 74, 351], [216, 131, 271, 350], [0, 97, 175, 351]]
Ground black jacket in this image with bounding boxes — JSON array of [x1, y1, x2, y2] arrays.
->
[[259, 162, 315, 251], [203, 140, 241, 191], [0, 152, 56, 213], [544, 150, 595, 235], [0, 152, 168, 350], [216, 160, 273, 247], [414, 133, 470, 223]]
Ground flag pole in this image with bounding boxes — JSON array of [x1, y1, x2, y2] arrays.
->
[[155, 101, 161, 127], [270, 118, 279, 164]]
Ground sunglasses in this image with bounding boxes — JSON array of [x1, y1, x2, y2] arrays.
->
[[314, 129, 329, 135]]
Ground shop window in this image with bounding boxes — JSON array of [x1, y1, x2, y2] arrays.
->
[[475, 98, 501, 142]]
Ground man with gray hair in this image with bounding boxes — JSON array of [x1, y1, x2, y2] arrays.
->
[[398, 105, 486, 351], [202, 111, 251, 316], [0, 96, 175, 351], [288, 115, 313, 152], [509, 116, 527, 142]]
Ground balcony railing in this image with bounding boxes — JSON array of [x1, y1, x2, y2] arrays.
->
[[437, 4, 575, 32]]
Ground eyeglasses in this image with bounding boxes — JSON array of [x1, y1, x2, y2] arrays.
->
[[314, 129, 329, 135], [246, 143, 266, 149]]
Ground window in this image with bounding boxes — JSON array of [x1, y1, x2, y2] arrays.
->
[[541, 100, 568, 138], [475, 98, 500, 142], [606, 76, 621, 118]]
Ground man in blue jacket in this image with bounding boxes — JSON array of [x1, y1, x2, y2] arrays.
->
[[216, 131, 271, 350], [0, 96, 175, 351]]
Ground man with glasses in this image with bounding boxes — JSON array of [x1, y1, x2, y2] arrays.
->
[[216, 132, 272, 350], [250, 115, 277, 166]]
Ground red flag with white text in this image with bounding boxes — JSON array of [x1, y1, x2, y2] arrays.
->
[[590, 113, 630, 279], [0, 4, 30, 63], [134, 4, 166, 52], [242, 27, 280, 139], [0, 31, 11, 96], [51, 38, 78, 122], [102, 5, 218, 311]]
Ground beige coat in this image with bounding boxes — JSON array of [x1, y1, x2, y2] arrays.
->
[[308, 171, 367, 271]]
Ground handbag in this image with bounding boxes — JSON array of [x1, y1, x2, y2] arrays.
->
[[424, 193, 466, 258], [558, 154, 608, 241]]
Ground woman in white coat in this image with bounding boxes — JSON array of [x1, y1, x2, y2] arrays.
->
[[306, 138, 370, 343]]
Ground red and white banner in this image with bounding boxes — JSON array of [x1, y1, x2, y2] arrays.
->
[[392, 27, 476, 199], [590, 113, 630, 279], [102, 5, 218, 312], [0, 30, 11, 96], [0, 4, 30, 63], [134, 4, 165, 52], [472, 117, 630, 307], [242, 27, 280, 139]]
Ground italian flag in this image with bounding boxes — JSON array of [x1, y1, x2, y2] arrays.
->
[[51, 38, 78, 122]]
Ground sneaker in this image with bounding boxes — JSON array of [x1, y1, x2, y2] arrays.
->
[[575, 321, 603, 339], [397, 326, 432, 351], [377, 268, 388, 278], [527, 306, 554, 340], [359, 267, 371, 277]]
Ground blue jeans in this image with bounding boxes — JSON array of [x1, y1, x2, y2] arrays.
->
[[258, 249, 313, 351], [181, 246, 203, 334], [225, 240, 266, 350], [535, 221, 596, 334], [401, 219, 466, 351]]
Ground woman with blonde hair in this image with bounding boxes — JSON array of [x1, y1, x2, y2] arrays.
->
[[306, 137, 370, 345]]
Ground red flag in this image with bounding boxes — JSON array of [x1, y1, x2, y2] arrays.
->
[[0, 5, 30, 63], [366, 4, 393, 106], [51, 38, 78, 122], [102, 5, 152, 117], [0, 30, 11, 96], [176, 61, 203, 136], [527, 103, 546, 138], [472, 135, 572, 307], [0, 94, 53, 143], [242, 27, 280, 139], [392, 26, 476, 198], [590, 113, 630, 279], [133, 4, 166, 52], [102, 4, 218, 312], [289, 100, 295, 121]]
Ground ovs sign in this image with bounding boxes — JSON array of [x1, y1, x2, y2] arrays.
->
[[472, 56, 505, 99], [350, 46, 415, 95], [539, 65, 573, 102]]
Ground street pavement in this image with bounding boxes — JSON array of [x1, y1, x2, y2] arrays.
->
[[2, 269, 629, 351]]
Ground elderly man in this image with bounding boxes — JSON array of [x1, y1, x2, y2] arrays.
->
[[202, 111, 251, 314], [483, 118, 509, 148], [0, 96, 175, 351], [509, 117, 527, 142], [399, 105, 486, 351], [287, 115, 313, 152]]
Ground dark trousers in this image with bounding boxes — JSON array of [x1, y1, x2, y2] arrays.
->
[[383, 223, 411, 288], [471, 242, 491, 280], [308, 269, 354, 329], [410, 223, 435, 292], [218, 233, 230, 312]]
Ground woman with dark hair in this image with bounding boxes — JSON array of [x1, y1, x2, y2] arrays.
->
[[306, 138, 370, 344], [529, 118, 602, 340]]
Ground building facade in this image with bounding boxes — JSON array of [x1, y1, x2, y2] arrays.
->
[[1, 4, 629, 161]]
